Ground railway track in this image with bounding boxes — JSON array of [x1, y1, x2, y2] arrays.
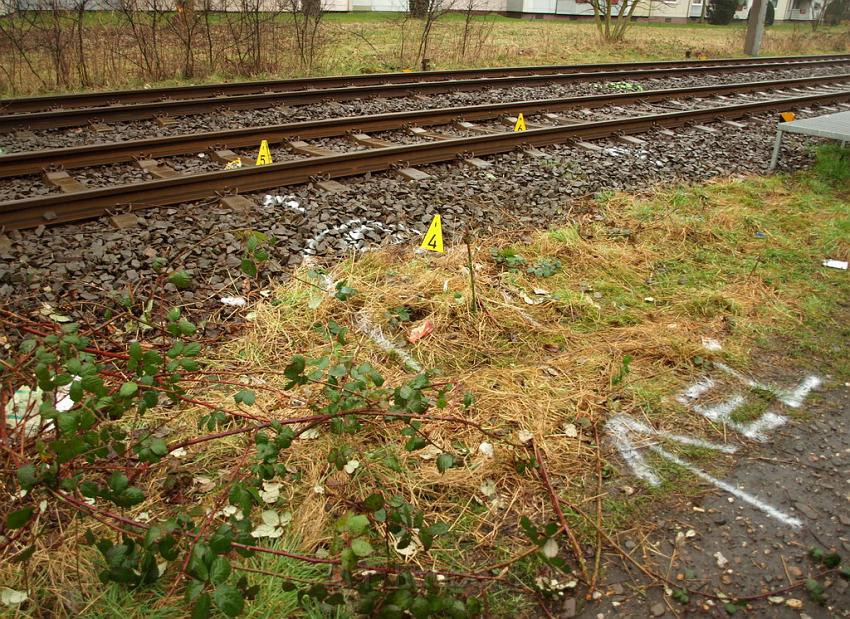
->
[[0, 73, 850, 178], [2, 73, 846, 179], [2, 87, 847, 232], [3, 53, 848, 114], [2, 56, 850, 132]]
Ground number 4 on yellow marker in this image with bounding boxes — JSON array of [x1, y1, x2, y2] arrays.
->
[[420, 214, 444, 253]]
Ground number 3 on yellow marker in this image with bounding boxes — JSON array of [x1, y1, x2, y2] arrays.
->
[[420, 214, 444, 253]]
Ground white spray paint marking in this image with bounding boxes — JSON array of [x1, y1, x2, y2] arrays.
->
[[606, 414, 802, 528], [676, 376, 716, 405], [304, 219, 409, 257], [606, 415, 737, 487], [712, 362, 821, 410], [355, 313, 423, 373], [648, 445, 803, 529], [610, 356, 823, 528], [781, 375, 822, 409]]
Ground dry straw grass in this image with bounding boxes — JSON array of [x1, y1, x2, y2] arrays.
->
[[7, 173, 846, 615]]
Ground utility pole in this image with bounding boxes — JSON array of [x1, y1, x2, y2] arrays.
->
[[744, 0, 768, 56]]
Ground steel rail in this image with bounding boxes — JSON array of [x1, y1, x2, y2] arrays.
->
[[2, 89, 848, 232], [2, 53, 849, 114], [2, 58, 850, 133], [3, 73, 846, 179]]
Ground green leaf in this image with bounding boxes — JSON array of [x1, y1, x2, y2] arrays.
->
[[436, 453, 454, 474], [404, 436, 427, 452], [210, 556, 231, 585], [240, 260, 258, 278], [234, 390, 256, 406], [350, 537, 374, 558], [346, 514, 369, 537], [213, 583, 244, 617], [9, 544, 36, 564], [191, 593, 212, 619], [168, 271, 192, 289], [150, 438, 168, 457], [108, 472, 129, 494], [6, 507, 34, 529], [823, 553, 841, 568], [363, 493, 384, 512], [17, 464, 37, 489], [119, 382, 138, 398]]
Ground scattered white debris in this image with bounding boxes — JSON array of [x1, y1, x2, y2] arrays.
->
[[392, 532, 419, 558], [299, 428, 320, 440], [822, 259, 848, 270], [0, 588, 27, 606], [260, 481, 282, 504], [477, 442, 494, 457], [519, 291, 542, 305], [137, 512, 151, 523], [220, 296, 247, 306], [767, 596, 785, 604], [251, 510, 291, 539], [541, 538, 559, 558], [644, 296, 655, 303], [518, 429, 534, 444], [418, 445, 441, 461], [192, 475, 215, 493], [343, 459, 360, 475], [532, 287, 550, 296], [701, 337, 722, 351], [562, 423, 578, 438], [216, 505, 244, 520], [169, 447, 187, 458], [714, 551, 728, 568], [685, 529, 696, 538], [479, 479, 497, 497], [313, 484, 325, 495], [6, 385, 50, 437], [355, 312, 423, 373], [785, 598, 803, 609]]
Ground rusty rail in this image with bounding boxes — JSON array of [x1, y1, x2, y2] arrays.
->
[[1, 89, 848, 231], [2, 53, 848, 114], [2, 57, 850, 132], [1, 73, 847, 179]]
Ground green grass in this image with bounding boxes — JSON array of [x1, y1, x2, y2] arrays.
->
[[1, 10, 846, 96]]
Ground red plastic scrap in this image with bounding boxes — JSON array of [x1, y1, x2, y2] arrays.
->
[[407, 319, 434, 344]]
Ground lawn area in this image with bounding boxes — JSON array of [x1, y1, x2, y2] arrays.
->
[[4, 148, 849, 617], [0, 10, 846, 96]]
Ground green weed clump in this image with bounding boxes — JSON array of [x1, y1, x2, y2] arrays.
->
[[814, 144, 850, 186]]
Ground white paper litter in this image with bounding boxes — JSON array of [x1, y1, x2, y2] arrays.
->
[[823, 259, 848, 270], [220, 296, 247, 306]]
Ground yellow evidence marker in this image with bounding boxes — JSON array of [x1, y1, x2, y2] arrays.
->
[[256, 140, 273, 166], [513, 113, 527, 132], [779, 112, 796, 123], [420, 214, 444, 253]]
